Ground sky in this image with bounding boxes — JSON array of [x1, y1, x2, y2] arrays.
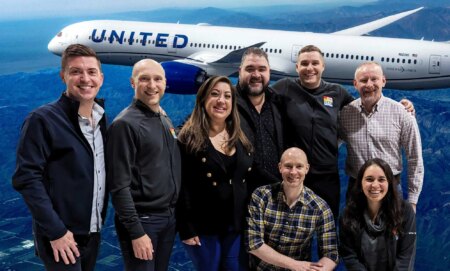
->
[[2, 0, 375, 20]]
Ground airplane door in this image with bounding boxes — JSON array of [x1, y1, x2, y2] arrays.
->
[[168, 35, 177, 54], [429, 55, 441, 74], [291, 45, 303, 63]]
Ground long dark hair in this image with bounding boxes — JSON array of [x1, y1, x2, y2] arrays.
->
[[342, 158, 403, 235], [178, 76, 252, 154]]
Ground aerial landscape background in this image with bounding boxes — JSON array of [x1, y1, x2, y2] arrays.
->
[[0, 0, 449, 270]]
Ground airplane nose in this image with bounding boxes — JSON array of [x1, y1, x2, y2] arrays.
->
[[48, 36, 65, 56]]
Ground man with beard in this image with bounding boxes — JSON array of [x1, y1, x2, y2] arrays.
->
[[339, 62, 423, 212], [236, 47, 286, 194]]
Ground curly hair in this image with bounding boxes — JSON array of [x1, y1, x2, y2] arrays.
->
[[178, 76, 252, 155], [342, 158, 403, 235]]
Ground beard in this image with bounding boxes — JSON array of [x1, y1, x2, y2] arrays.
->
[[361, 90, 381, 111], [240, 82, 266, 97]]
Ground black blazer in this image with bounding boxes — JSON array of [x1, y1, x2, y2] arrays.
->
[[176, 139, 253, 240]]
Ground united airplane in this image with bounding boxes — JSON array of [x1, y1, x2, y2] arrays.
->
[[48, 7, 450, 93]]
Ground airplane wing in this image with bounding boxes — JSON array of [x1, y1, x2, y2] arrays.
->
[[212, 42, 266, 64], [180, 42, 267, 66], [332, 7, 423, 36]]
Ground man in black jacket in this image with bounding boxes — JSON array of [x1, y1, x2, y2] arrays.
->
[[237, 47, 285, 194], [106, 59, 181, 271], [272, 45, 353, 219], [12, 44, 107, 271]]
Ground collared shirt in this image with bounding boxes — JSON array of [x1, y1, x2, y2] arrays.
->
[[247, 98, 280, 179], [339, 95, 424, 204], [247, 183, 338, 270], [79, 103, 106, 232]]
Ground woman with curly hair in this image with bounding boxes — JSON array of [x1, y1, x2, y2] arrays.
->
[[340, 158, 416, 271], [176, 76, 253, 271]]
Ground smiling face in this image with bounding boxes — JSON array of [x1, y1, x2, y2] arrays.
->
[[60, 56, 103, 103], [354, 63, 386, 112], [296, 51, 325, 89], [238, 53, 270, 97], [131, 60, 166, 112], [362, 164, 389, 206], [204, 81, 233, 124], [279, 148, 310, 190]]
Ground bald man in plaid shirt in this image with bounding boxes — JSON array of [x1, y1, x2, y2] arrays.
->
[[246, 147, 338, 271]]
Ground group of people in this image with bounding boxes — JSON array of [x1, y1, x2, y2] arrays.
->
[[12, 42, 423, 271]]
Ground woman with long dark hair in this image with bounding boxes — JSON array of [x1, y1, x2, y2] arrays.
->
[[176, 76, 253, 271], [340, 158, 416, 270]]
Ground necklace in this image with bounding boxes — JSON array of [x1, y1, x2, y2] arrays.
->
[[209, 129, 228, 153]]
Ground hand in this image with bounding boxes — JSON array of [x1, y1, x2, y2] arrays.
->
[[50, 230, 80, 265], [310, 262, 325, 271], [132, 234, 154, 260], [400, 99, 415, 115], [182, 236, 201, 246], [290, 260, 312, 271]]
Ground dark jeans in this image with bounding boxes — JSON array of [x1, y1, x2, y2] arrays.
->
[[183, 229, 245, 271], [304, 172, 340, 220], [34, 232, 101, 271], [115, 212, 176, 271]]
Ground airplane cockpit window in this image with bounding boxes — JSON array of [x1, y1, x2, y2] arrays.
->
[[57, 32, 63, 37]]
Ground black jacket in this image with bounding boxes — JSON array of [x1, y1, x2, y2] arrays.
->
[[237, 85, 285, 190], [272, 78, 354, 174], [176, 140, 253, 240], [339, 201, 417, 271], [107, 99, 181, 240], [12, 94, 108, 240]]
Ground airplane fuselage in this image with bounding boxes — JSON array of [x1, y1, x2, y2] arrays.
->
[[48, 20, 450, 90]]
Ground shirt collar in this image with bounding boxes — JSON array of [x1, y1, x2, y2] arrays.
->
[[359, 94, 385, 114]]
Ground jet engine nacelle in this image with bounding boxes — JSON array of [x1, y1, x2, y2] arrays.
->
[[161, 61, 207, 95]]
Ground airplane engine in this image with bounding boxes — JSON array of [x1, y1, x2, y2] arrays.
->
[[161, 61, 207, 95]]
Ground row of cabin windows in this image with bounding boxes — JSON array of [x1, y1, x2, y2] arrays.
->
[[189, 43, 283, 54], [89, 36, 418, 64], [324, 52, 375, 61], [89, 36, 284, 54], [381, 57, 417, 64], [324, 52, 418, 65]]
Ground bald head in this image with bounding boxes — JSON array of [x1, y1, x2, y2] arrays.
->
[[132, 59, 165, 79], [279, 147, 310, 189], [280, 147, 308, 164], [130, 58, 166, 112]]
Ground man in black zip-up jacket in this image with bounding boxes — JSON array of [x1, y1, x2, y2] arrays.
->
[[12, 44, 108, 271], [106, 59, 181, 271]]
